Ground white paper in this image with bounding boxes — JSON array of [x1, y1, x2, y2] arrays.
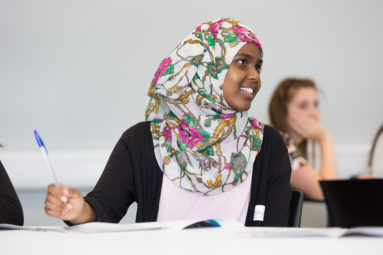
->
[[343, 227, 383, 237], [66, 218, 243, 234], [0, 223, 66, 232]]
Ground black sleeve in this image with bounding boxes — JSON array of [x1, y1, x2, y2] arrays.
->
[[84, 130, 137, 223], [263, 127, 292, 226], [0, 161, 24, 226]]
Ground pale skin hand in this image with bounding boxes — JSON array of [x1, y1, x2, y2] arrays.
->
[[289, 117, 327, 141], [45, 183, 95, 225], [289, 117, 338, 200]]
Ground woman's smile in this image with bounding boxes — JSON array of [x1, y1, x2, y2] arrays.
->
[[239, 83, 258, 99]]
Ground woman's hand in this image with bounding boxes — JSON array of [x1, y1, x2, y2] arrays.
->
[[289, 117, 338, 180], [45, 183, 95, 224], [290, 117, 329, 141]]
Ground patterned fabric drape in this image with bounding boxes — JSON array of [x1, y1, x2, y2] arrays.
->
[[145, 18, 264, 195]]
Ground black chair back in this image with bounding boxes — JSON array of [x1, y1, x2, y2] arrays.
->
[[288, 189, 304, 227]]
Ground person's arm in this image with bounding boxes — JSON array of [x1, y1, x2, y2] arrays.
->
[[83, 133, 136, 223], [0, 161, 24, 225], [45, 130, 136, 225], [288, 123, 337, 199], [291, 118, 338, 179], [290, 165, 323, 199], [317, 130, 337, 180]]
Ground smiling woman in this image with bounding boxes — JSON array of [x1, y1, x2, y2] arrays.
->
[[43, 18, 292, 227]]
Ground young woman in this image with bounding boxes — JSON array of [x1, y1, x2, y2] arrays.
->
[[44, 18, 292, 226], [269, 78, 337, 200]]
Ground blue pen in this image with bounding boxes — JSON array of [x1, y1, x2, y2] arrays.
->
[[34, 130, 60, 189]]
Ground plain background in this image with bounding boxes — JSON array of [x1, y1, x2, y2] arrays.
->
[[1, 0, 382, 151], [0, 0, 382, 226]]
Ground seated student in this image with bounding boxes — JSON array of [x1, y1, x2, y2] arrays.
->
[[0, 145, 24, 225], [44, 18, 292, 226], [269, 78, 337, 200]]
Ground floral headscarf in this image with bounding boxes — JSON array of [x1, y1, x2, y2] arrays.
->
[[145, 18, 264, 196]]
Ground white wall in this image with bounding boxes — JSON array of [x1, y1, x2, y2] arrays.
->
[[1, 0, 383, 185]]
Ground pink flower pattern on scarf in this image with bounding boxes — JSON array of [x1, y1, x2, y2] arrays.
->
[[178, 121, 205, 149], [146, 18, 264, 195], [233, 26, 263, 52], [153, 57, 172, 85]]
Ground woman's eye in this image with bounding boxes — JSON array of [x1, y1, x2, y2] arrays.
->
[[298, 102, 308, 109], [237, 59, 247, 66], [255, 64, 262, 73]]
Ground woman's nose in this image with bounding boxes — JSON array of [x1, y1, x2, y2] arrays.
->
[[308, 107, 319, 120], [248, 66, 260, 81]]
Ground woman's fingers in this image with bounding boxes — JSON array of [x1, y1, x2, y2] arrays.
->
[[292, 118, 326, 140], [299, 118, 327, 140], [46, 193, 63, 207], [45, 183, 75, 219], [60, 183, 73, 201], [45, 209, 64, 218], [62, 203, 73, 215], [45, 200, 64, 212], [47, 183, 68, 202], [45, 182, 87, 221], [289, 118, 309, 137], [47, 183, 61, 198], [45, 200, 66, 219]]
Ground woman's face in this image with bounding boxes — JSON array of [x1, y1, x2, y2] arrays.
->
[[222, 43, 262, 112], [286, 87, 319, 125]]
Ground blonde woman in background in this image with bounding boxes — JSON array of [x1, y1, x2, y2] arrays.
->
[[269, 78, 337, 200]]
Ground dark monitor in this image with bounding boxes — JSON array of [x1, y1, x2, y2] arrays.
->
[[320, 179, 383, 228]]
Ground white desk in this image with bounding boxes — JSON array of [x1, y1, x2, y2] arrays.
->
[[1, 227, 382, 255]]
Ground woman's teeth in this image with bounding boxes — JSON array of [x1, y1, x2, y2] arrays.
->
[[240, 87, 253, 94]]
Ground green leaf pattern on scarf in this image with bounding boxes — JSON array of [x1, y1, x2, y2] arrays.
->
[[146, 18, 264, 195]]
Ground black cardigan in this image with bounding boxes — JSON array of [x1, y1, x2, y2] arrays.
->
[[85, 122, 292, 226], [0, 161, 24, 225]]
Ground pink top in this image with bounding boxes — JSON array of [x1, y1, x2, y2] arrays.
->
[[157, 169, 253, 224]]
